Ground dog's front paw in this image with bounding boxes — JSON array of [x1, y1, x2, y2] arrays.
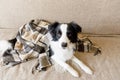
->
[[71, 70, 79, 77], [84, 67, 93, 75]]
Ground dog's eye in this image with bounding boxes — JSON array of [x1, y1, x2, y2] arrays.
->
[[67, 32, 72, 37], [58, 30, 62, 36]]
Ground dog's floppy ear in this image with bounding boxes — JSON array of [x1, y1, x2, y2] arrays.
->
[[69, 22, 82, 33], [48, 22, 59, 34], [48, 22, 59, 40]]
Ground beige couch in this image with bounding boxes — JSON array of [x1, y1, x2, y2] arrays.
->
[[0, 0, 120, 80]]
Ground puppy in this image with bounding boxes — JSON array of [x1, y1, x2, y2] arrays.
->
[[48, 22, 93, 77]]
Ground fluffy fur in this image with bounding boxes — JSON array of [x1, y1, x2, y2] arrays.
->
[[48, 22, 93, 77]]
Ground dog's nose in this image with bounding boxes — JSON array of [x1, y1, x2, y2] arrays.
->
[[61, 42, 67, 47]]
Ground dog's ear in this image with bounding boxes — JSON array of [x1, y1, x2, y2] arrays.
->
[[48, 22, 59, 34], [69, 22, 82, 33], [48, 22, 59, 41]]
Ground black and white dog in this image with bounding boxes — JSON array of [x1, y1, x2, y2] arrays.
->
[[48, 22, 93, 77], [0, 21, 93, 77]]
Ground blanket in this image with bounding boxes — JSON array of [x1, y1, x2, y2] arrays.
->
[[0, 19, 101, 73]]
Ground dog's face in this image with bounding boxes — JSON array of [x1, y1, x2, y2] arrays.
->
[[48, 22, 81, 49]]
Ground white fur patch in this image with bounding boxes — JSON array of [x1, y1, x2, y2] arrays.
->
[[59, 24, 70, 48], [0, 40, 12, 56], [50, 41, 75, 62]]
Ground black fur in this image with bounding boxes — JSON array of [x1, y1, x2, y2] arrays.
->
[[48, 46, 54, 57], [48, 22, 62, 41], [3, 49, 12, 57], [8, 38, 17, 49], [69, 22, 82, 33], [48, 21, 82, 43], [67, 22, 82, 43], [2, 49, 14, 65]]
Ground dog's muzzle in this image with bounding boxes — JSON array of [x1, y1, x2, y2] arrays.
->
[[61, 42, 67, 48]]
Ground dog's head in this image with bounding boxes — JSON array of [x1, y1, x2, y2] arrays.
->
[[48, 22, 82, 49]]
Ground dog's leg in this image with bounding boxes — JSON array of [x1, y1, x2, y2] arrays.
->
[[52, 57, 79, 77], [72, 56, 93, 75]]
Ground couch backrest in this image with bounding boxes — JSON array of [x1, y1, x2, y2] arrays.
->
[[0, 0, 120, 34]]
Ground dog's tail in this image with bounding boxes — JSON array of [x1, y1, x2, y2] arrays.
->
[[0, 38, 17, 56]]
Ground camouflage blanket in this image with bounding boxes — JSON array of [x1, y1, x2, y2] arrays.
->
[[1, 19, 101, 73]]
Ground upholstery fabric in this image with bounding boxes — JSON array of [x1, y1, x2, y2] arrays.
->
[[0, 29, 120, 80]]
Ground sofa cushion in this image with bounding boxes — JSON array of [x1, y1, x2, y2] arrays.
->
[[0, 29, 120, 80], [0, 0, 120, 34]]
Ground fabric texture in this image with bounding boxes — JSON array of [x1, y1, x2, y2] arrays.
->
[[0, 19, 52, 72]]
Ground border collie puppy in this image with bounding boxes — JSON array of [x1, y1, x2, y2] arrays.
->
[[48, 22, 93, 77]]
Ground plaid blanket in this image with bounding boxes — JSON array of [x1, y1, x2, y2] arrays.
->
[[1, 19, 101, 73], [1, 19, 52, 72]]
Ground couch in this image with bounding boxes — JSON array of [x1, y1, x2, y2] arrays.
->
[[0, 0, 120, 80]]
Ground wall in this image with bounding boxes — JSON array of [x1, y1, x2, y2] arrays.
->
[[0, 0, 120, 34]]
